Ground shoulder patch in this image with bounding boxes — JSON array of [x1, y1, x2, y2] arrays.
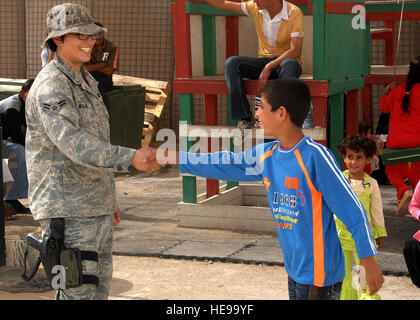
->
[[42, 100, 66, 112]]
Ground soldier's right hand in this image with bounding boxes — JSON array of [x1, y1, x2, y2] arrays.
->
[[130, 146, 166, 173]]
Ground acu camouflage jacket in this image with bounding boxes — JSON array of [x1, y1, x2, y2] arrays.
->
[[26, 53, 136, 220]]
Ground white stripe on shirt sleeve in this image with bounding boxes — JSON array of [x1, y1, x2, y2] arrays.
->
[[291, 32, 303, 38], [242, 2, 250, 16]]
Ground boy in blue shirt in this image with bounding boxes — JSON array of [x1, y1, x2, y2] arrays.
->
[[176, 78, 384, 300]]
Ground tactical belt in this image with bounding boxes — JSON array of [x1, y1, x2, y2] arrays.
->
[[21, 218, 100, 288]]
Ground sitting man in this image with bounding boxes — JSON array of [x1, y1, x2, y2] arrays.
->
[[85, 22, 119, 95], [206, 0, 311, 129], [0, 79, 34, 214]]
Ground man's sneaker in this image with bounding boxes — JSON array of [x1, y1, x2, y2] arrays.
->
[[4, 205, 17, 220], [4, 199, 31, 214], [254, 95, 262, 128], [237, 119, 255, 130], [397, 190, 413, 217], [234, 119, 256, 149]]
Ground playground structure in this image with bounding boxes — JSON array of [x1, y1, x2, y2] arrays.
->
[[365, 1, 420, 167], [363, 0, 420, 129], [171, 0, 420, 232]]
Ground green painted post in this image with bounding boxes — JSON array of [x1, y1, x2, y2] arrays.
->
[[202, 15, 217, 76], [329, 93, 345, 168], [180, 94, 197, 203], [312, 0, 326, 80]]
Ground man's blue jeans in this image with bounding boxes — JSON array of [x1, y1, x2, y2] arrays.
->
[[288, 276, 342, 300], [224, 56, 302, 121]]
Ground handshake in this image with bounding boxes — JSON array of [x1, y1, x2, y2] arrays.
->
[[129, 146, 178, 173]]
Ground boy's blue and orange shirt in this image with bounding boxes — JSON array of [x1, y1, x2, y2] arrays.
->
[[179, 136, 377, 287]]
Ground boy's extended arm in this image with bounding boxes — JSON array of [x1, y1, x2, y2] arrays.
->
[[314, 147, 378, 258], [206, 0, 244, 14], [178, 146, 267, 182], [313, 147, 384, 294]]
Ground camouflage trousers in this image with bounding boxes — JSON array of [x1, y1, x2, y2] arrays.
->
[[39, 214, 114, 300]]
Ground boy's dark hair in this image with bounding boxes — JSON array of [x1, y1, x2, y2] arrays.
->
[[261, 78, 311, 128], [47, 36, 65, 52], [21, 79, 35, 92], [402, 56, 420, 113], [337, 135, 377, 159], [94, 22, 104, 28]]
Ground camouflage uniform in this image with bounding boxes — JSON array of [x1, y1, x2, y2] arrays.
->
[[25, 3, 136, 300]]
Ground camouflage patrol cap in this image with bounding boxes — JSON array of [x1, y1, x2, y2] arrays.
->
[[42, 3, 107, 49]]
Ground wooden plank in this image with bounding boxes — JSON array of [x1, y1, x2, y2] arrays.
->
[[173, 78, 329, 97], [144, 93, 168, 120], [185, 1, 313, 16], [365, 65, 408, 85], [225, 16, 239, 58], [202, 15, 217, 76], [329, 93, 345, 165], [145, 92, 162, 103], [180, 93, 197, 203], [370, 64, 409, 75], [312, 96, 328, 128], [325, 1, 365, 14], [226, 95, 238, 190], [243, 184, 267, 197], [366, 1, 420, 15], [346, 89, 359, 136], [362, 84, 373, 128], [385, 21, 395, 66], [313, 0, 326, 80], [204, 94, 219, 198], [370, 27, 392, 34], [200, 186, 242, 205], [177, 202, 275, 234], [381, 147, 420, 165], [185, 1, 243, 16], [366, 11, 420, 21], [113, 74, 170, 93], [172, 0, 192, 78], [142, 121, 158, 146]]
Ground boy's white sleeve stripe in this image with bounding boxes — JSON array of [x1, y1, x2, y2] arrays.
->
[[291, 32, 302, 38], [306, 140, 377, 253], [242, 2, 250, 16]]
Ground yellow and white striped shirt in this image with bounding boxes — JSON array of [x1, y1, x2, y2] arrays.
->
[[242, 0, 304, 65]]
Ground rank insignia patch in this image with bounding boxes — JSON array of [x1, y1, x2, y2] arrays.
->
[[44, 100, 66, 112]]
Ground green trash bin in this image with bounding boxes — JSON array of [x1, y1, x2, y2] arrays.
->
[[102, 84, 145, 149]]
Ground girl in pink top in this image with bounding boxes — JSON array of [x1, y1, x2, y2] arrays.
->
[[409, 183, 420, 242]]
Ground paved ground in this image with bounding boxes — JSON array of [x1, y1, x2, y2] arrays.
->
[[1, 165, 419, 299], [113, 166, 420, 277]]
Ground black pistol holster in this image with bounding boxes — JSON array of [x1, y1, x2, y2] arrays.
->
[[21, 218, 99, 289]]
